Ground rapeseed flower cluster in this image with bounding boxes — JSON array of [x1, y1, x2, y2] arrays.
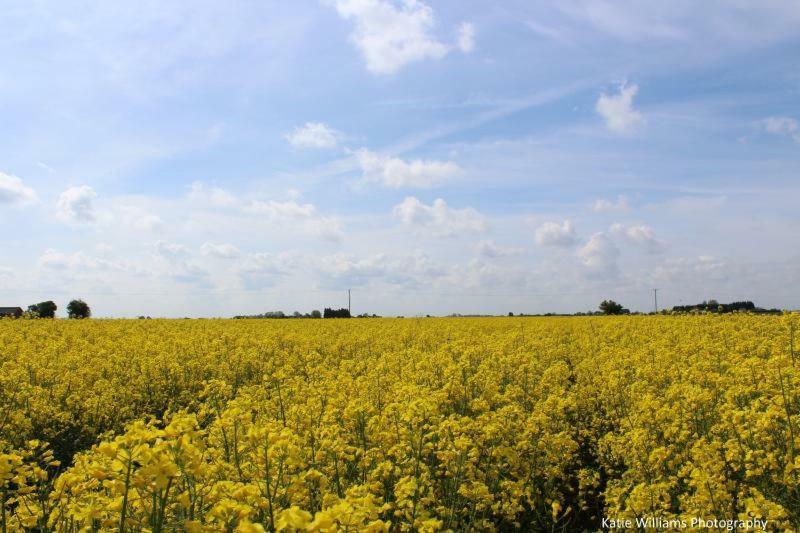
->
[[0, 314, 798, 530]]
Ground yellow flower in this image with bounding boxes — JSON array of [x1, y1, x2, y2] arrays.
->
[[276, 506, 313, 531]]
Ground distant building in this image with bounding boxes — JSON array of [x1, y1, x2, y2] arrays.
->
[[0, 307, 23, 318]]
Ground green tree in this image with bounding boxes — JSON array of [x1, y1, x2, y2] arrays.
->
[[599, 300, 624, 315], [28, 300, 57, 318], [66, 299, 91, 319], [311, 310, 322, 319]]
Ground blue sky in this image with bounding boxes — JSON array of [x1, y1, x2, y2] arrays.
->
[[1, 0, 799, 317]]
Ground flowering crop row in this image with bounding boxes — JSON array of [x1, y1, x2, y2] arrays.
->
[[1, 315, 798, 531]]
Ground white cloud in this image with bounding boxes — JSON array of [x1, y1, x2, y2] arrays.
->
[[36, 162, 56, 174], [0, 266, 13, 290], [328, 0, 450, 75], [149, 243, 210, 285], [112, 205, 165, 232], [593, 195, 630, 212], [316, 251, 445, 286], [665, 195, 726, 212], [249, 199, 318, 219], [0, 172, 38, 206], [57, 186, 97, 222], [457, 22, 475, 53], [316, 253, 390, 283], [393, 196, 487, 237], [476, 240, 524, 258], [763, 116, 800, 143], [155, 240, 189, 257], [694, 255, 727, 274], [285, 122, 342, 149], [652, 255, 729, 283], [187, 182, 238, 208], [168, 262, 211, 286], [596, 83, 645, 134], [134, 214, 165, 232], [577, 232, 619, 278], [239, 252, 297, 275], [248, 199, 343, 241], [38, 249, 133, 272], [355, 148, 461, 188], [555, 2, 800, 46], [200, 242, 241, 259], [534, 220, 577, 247], [610, 222, 664, 253], [236, 252, 298, 288]]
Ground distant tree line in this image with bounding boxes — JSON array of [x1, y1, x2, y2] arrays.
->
[[323, 308, 351, 318], [233, 308, 380, 319], [670, 300, 780, 314], [23, 299, 91, 319], [28, 300, 58, 318], [234, 310, 323, 319], [599, 300, 630, 315]]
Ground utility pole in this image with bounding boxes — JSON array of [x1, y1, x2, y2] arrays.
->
[[653, 288, 659, 314], [348, 289, 351, 315]]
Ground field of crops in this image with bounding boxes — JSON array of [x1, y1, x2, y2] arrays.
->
[[1, 315, 798, 531]]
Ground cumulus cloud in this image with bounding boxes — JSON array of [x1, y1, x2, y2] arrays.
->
[[316, 251, 445, 287], [596, 83, 645, 134], [593, 195, 630, 212], [187, 182, 238, 208], [149, 243, 210, 285], [457, 22, 475, 53], [116, 205, 165, 232], [762, 116, 800, 143], [248, 199, 343, 241], [652, 255, 729, 283], [38, 249, 133, 272], [285, 122, 342, 149], [236, 251, 298, 288], [577, 232, 620, 278], [355, 148, 461, 188], [57, 186, 97, 222], [393, 196, 487, 237], [610, 222, 664, 253], [201, 242, 240, 259], [476, 240, 524, 258], [534, 220, 577, 247], [328, 0, 470, 75], [169, 262, 211, 286], [0, 266, 15, 289], [249, 199, 317, 219], [155, 240, 189, 257], [0, 172, 38, 205]]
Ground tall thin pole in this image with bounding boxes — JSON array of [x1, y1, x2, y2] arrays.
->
[[653, 288, 659, 313], [348, 289, 351, 315]]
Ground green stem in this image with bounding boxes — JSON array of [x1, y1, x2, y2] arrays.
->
[[118, 451, 133, 533]]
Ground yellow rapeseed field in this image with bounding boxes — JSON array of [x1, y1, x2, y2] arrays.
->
[[1, 315, 799, 531]]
